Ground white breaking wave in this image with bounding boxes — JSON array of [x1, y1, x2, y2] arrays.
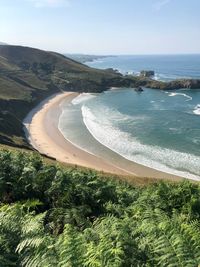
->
[[193, 104, 200, 115], [168, 92, 192, 101], [154, 73, 179, 81], [82, 105, 200, 180], [154, 73, 191, 82], [71, 93, 96, 105]]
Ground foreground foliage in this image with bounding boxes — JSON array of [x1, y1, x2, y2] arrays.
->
[[0, 150, 200, 267]]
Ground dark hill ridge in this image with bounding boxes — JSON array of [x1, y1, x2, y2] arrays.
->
[[0, 45, 200, 148], [0, 45, 141, 96], [0, 45, 92, 74]]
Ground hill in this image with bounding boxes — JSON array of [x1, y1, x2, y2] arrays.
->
[[0, 45, 134, 148]]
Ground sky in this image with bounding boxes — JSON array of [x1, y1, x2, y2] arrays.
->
[[0, 0, 200, 54]]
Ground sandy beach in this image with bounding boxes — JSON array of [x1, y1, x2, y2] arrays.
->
[[23, 92, 184, 180]]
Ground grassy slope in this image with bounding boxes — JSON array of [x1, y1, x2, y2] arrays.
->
[[0, 45, 128, 148]]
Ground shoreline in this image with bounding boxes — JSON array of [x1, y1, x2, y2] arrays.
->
[[24, 92, 131, 175], [23, 92, 184, 181]]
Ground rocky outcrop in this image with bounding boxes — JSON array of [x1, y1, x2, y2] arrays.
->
[[134, 86, 144, 92], [140, 70, 155, 78]]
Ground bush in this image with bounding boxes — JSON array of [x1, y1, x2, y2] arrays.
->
[[0, 149, 200, 266]]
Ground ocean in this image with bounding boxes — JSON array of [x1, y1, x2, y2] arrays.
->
[[87, 54, 200, 81], [58, 55, 200, 180]]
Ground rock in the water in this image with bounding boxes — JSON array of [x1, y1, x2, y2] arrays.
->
[[140, 70, 155, 77], [135, 86, 144, 92]]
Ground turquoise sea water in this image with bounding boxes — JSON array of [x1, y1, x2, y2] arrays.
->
[[59, 55, 200, 180]]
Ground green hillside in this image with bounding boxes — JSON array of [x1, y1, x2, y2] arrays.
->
[[0, 45, 131, 148]]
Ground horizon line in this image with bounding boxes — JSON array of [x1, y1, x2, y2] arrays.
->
[[1, 43, 200, 56]]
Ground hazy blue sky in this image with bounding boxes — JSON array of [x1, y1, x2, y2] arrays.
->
[[1, 0, 200, 54]]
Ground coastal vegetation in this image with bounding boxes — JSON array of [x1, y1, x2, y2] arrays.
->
[[0, 149, 200, 267]]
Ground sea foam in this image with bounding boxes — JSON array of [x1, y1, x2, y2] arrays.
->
[[168, 92, 192, 101], [193, 104, 200, 115], [72, 93, 96, 105], [154, 73, 186, 82], [82, 104, 200, 180]]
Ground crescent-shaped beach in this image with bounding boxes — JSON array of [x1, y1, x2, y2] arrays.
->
[[23, 92, 184, 181]]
